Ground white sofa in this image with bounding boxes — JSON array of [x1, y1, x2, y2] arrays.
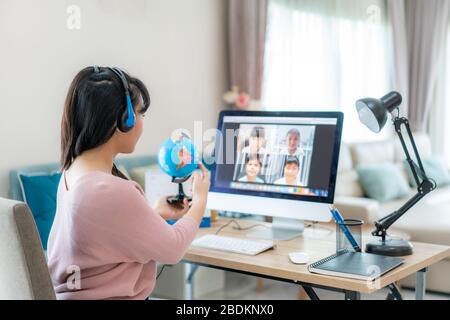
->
[[334, 133, 450, 293]]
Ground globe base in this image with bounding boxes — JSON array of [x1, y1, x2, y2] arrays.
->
[[167, 194, 192, 205], [166, 182, 192, 207]]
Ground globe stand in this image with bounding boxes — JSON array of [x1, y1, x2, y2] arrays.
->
[[166, 176, 192, 206]]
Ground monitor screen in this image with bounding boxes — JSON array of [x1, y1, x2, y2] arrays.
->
[[209, 111, 344, 204]]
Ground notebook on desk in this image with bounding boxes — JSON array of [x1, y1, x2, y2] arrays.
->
[[308, 250, 404, 281]]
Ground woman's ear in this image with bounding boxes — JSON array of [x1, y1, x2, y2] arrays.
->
[[115, 126, 129, 135]]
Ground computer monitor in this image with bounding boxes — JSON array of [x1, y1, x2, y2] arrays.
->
[[206, 111, 344, 240]]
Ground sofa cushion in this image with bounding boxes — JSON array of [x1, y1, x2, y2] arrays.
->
[[18, 172, 61, 250], [404, 156, 450, 188], [129, 165, 157, 190], [334, 171, 364, 197], [377, 185, 450, 246], [356, 163, 411, 202], [338, 144, 353, 173], [394, 132, 432, 163], [334, 196, 380, 222], [351, 140, 396, 166], [9, 163, 60, 201]]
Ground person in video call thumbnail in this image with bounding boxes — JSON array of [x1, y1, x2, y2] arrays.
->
[[284, 128, 304, 158], [265, 128, 304, 183], [235, 126, 269, 177], [240, 126, 267, 155], [274, 156, 301, 186], [238, 155, 264, 183]]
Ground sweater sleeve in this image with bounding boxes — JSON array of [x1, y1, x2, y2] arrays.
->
[[75, 178, 200, 265]]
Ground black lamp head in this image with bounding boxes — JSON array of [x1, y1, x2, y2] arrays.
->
[[355, 91, 402, 133]]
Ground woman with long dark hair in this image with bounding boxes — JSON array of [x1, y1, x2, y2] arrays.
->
[[47, 66, 210, 300]]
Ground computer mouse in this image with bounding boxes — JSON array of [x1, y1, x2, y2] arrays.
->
[[288, 252, 310, 264]]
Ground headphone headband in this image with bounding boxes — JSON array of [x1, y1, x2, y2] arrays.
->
[[94, 66, 136, 132], [109, 67, 130, 96]]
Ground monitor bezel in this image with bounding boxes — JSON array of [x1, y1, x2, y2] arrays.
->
[[209, 110, 344, 204]]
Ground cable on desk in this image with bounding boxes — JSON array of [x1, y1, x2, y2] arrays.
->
[[215, 220, 334, 236], [215, 219, 270, 235]]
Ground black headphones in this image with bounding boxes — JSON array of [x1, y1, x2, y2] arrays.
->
[[93, 66, 136, 133]]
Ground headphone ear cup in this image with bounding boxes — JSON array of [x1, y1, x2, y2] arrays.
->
[[117, 95, 136, 133], [109, 67, 136, 133], [124, 95, 136, 128]]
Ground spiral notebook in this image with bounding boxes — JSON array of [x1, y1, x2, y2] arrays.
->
[[307, 250, 404, 281]]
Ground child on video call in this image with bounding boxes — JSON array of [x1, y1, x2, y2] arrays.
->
[[235, 126, 269, 179], [265, 128, 304, 183], [240, 126, 267, 155], [274, 156, 300, 186], [238, 155, 264, 183]]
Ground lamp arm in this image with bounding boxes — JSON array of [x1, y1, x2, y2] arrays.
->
[[373, 191, 426, 239], [393, 117, 428, 186], [372, 115, 436, 241]]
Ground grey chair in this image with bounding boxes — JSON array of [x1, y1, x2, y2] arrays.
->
[[0, 197, 55, 300]]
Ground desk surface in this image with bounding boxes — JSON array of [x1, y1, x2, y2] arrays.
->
[[184, 218, 450, 294]]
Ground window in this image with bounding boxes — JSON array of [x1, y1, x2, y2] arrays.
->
[[429, 23, 450, 167], [442, 27, 450, 166], [440, 26, 450, 167], [262, 0, 392, 142]]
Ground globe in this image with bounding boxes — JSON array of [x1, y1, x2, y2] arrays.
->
[[157, 135, 199, 178]]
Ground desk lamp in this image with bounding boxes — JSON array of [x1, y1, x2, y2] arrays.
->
[[355, 91, 436, 256]]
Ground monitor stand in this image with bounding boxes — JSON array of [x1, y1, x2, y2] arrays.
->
[[246, 217, 304, 241]]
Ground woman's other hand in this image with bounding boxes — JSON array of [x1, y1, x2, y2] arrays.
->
[[154, 196, 190, 221], [191, 163, 210, 208]]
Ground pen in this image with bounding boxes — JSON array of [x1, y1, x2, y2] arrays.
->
[[330, 206, 362, 252]]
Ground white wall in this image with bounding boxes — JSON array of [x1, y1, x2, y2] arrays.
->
[[0, 0, 228, 197]]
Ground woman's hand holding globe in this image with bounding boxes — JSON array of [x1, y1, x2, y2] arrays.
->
[[156, 133, 210, 222]]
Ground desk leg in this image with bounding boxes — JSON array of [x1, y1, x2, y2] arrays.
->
[[186, 263, 199, 300], [344, 291, 361, 300], [302, 286, 320, 300], [386, 283, 403, 300], [256, 278, 265, 292], [298, 287, 308, 300], [415, 267, 428, 300]]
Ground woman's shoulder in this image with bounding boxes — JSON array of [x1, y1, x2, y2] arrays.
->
[[70, 171, 144, 200]]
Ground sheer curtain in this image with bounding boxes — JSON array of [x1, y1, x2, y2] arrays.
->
[[404, 0, 450, 132], [262, 0, 392, 142], [445, 31, 450, 167], [228, 0, 268, 102], [429, 26, 450, 167]]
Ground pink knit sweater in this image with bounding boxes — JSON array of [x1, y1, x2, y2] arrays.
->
[[47, 171, 199, 300]]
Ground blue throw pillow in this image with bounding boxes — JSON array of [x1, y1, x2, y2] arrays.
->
[[18, 172, 62, 250], [356, 163, 411, 203], [404, 156, 450, 188]]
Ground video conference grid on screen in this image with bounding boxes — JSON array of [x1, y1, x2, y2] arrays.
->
[[214, 116, 338, 198]]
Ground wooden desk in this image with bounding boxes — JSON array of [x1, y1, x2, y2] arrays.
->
[[183, 218, 450, 300]]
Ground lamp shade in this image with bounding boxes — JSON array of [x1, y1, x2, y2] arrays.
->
[[355, 91, 403, 133]]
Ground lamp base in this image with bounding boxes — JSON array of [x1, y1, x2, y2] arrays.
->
[[365, 238, 413, 257]]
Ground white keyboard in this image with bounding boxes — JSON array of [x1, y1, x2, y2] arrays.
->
[[192, 234, 275, 256]]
